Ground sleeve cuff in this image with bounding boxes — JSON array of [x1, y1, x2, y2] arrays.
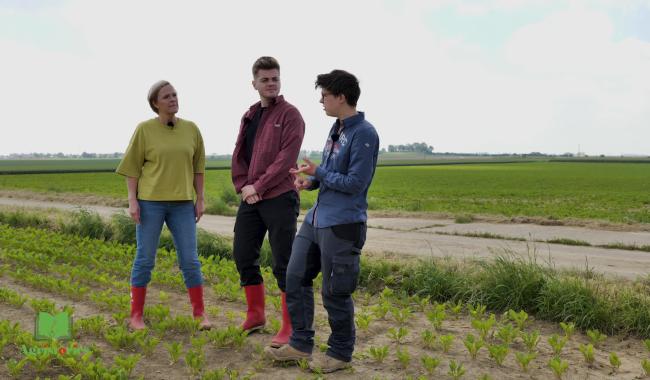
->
[[116, 169, 140, 178], [315, 167, 327, 181], [252, 181, 265, 197]]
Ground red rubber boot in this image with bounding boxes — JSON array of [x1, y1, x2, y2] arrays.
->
[[242, 284, 266, 332], [129, 286, 147, 330], [270, 291, 292, 347], [188, 285, 212, 330]]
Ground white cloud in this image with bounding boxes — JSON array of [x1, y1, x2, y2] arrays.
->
[[1, 0, 649, 156], [501, 6, 650, 154]]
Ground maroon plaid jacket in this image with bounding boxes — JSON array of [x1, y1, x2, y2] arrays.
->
[[231, 95, 305, 200]]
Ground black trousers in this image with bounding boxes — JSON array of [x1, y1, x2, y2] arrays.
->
[[233, 190, 299, 291]]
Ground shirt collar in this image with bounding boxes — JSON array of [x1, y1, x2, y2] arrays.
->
[[246, 95, 284, 118], [333, 111, 365, 131]]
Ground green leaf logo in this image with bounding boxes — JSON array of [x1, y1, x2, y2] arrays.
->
[[34, 311, 72, 341]]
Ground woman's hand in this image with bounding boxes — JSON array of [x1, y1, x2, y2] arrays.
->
[[128, 198, 141, 224], [195, 197, 205, 223]]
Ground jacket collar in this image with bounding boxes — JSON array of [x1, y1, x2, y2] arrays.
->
[[245, 95, 285, 120], [333, 111, 365, 132]]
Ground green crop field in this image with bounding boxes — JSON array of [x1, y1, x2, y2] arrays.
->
[[0, 162, 648, 223], [359, 162, 650, 223], [0, 154, 534, 173]]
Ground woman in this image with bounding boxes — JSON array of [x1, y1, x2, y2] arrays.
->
[[116, 80, 211, 330]]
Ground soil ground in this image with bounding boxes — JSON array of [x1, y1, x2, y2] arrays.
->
[[1, 269, 649, 379]]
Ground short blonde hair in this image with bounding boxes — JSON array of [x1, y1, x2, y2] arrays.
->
[[147, 80, 171, 114]]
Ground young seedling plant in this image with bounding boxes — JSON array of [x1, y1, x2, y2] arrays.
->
[[609, 351, 621, 371], [439, 334, 455, 353], [137, 335, 160, 357], [468, 303, 487, 319], [392, 306, 413, 325], [421, 355, 441, 375], [114, 354, 141, 378], [165, 341, 183, 364], [560, 322, 575, 339], [426, 303, 446, 330], [388, 327, 409, 344], [448, 300, 463, 318], [421, 330, 437, 349], [471, 313, 496, 340], [396, 347, 411, 369], [74, 315, 107, 337], [548, 334, 568, 357], [414, 295, 431, 311], [520, 330, 541, 352], [448, 360, 466, 380], [487, 344, 509, 366], [496, 323, 518, 345], [515, 351, 536, 372], [355, 312, 374, 331], [548, 357, 569, 379], [507, 309, 528, 330], [6, 358, 28, 378], [587, 329, 607, 348], [463, 334, 484, 360], [157, 290, 170, 303], [642, 358, 650, 376], [578, 343, 595, 366], [185, 348, 205, 377], [367, 345, 389, 363], [371, 300, 391, 319]]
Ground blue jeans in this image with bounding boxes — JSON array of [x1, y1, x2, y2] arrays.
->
[[286, 222, 365, 362], [131, 200, 203, 288]]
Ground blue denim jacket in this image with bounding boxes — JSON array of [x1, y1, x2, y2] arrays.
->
[[305, 112, 379, 228]]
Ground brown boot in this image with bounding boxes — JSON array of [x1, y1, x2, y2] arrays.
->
[[264, 344, 311, 362], [309, 353, 351, 373]]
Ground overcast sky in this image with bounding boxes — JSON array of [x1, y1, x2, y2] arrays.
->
[[2, 0, 649, 156]]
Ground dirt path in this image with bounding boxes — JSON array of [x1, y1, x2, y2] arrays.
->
[[2, 197, 650, 280]]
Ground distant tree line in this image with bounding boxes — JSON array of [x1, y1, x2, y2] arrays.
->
[[0, 152, 236, 160], [387, 142, 434, 154], [1, 152, 124, 159], [5, 150, 641, 160]]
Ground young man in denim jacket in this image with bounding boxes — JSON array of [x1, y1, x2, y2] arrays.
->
[[265, 69, 379, 373]]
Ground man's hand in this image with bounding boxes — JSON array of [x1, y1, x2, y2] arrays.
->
[[194, 198, 205, 223], [128, 198, 141, 224], [241, 185, 260, 204], [290, 157, 318, 176], [245, 194, 261, 204], [294, 176, 312, 191]]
